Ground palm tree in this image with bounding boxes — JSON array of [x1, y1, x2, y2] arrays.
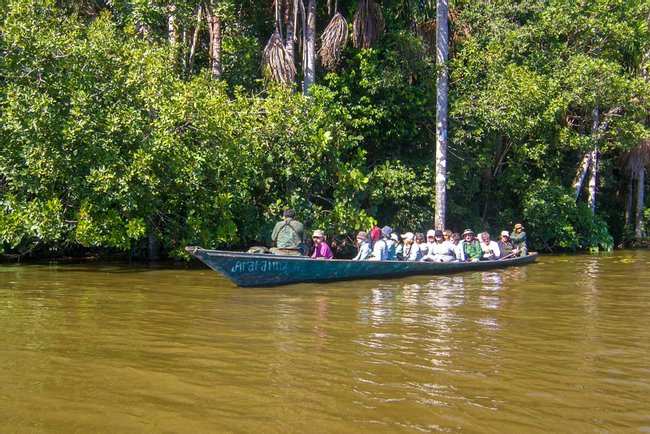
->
[[304, 0, 316, 94], [434, 0, 449, 230], [262, 1, 297, 86]]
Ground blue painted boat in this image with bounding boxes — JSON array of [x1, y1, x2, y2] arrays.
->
[[186, 246, 538, 288]]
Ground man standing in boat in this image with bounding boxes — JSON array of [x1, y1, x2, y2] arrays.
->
[[271, 209, 307, 255]]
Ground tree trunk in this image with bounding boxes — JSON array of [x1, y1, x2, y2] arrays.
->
[[587, 144, 598, 214], [285, 0, 297, 64], [586, 108, 602, 214], [636, 168, 645, 241], [572, 152, 592, 201], [434, 0, 449, 230], [206, 1, 223, 79], [168, 4, 179, 69], [188, 4, 203, 74], [148, 232, 161, 262], [625, 177, 633, 228], [303, 0, 316, 95]]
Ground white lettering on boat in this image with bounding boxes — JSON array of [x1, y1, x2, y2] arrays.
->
[[231, 260, 289, 274]]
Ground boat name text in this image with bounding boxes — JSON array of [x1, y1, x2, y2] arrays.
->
[[232, 260, 289, 274]]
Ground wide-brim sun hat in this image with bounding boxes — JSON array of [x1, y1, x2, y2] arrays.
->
[[501, 230, 510, 237], [426, 229, 436, 238], [313, 229, 325, 238], [356, 231, 368, 240], [381, 226, 392, 238], [462, 229, 475, 237], [400, 232, 415, 241], [390, 233, 399, 241], [514, 223, 524, 230]]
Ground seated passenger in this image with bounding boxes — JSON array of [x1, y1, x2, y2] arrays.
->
[[460, 229, 482, 262], [401, 232, 423, 261], [270, 208, 306, 255], [511, 223, 528, 256], [497, 230, 515, 257], [423, 229, 436, 257], [352, 231, 372, 260], [450, 232, 463, 261], [369, 226, 390, 261], [310, 229, 333, 259], [421, 230, 456, 262], [479, 232, 501, 260], [390, 233, 402, 260], [415, 232, 428, 258]]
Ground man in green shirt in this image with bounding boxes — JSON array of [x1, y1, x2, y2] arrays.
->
[[460, 229, 482, 262], [271, 209, 307, 255], [510, 223, 528, 256]]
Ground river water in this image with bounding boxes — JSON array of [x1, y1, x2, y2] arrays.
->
[[1, 251, 649, 433]]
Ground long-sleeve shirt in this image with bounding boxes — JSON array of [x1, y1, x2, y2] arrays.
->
[[421, 241, 456, 262], [404, 242, 424, 261], [311, 241, 333, 259], [353, 240, 372, 260], [510, 231, 527, 255], [369, 239, 388, 261], [462, 240, 483, 261]]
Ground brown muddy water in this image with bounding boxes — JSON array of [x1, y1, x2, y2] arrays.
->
[[1, 251, 649, 433]]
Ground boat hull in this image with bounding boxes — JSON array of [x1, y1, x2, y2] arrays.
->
[[186, 246, 538, 288]]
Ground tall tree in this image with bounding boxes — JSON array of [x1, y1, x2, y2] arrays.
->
[[303, 0, 316, 94], [205, 0, 223, 79], [434, 0, 448, 230]]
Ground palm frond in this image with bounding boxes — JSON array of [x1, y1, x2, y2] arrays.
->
[[319, 12, 349, 69], [262, 31, 296, 85], [352, 0, 384, 49]]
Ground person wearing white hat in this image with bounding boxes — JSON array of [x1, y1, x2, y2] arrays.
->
[[400, 232, 423, 261], [497, 230, 515, 257], [421, 229, 455, 262], [389, 232, 401, 260]]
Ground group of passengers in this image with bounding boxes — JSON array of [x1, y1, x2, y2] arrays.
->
[[353, 225, 527, 262], [270, 208, 527, 261]]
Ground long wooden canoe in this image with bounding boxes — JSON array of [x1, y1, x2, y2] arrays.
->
[[186, 246, 538, 288]]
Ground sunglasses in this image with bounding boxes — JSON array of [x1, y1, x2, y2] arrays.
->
[[313, 236, 322, 239]]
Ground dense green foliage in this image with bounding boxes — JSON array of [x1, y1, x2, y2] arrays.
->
[[1, 0, 649, 259]]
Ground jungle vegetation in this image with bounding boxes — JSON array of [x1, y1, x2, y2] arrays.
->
[[1, 0, 649, 259]]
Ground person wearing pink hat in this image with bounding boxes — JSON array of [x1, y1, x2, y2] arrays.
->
[[368, 226, 391, 261]]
